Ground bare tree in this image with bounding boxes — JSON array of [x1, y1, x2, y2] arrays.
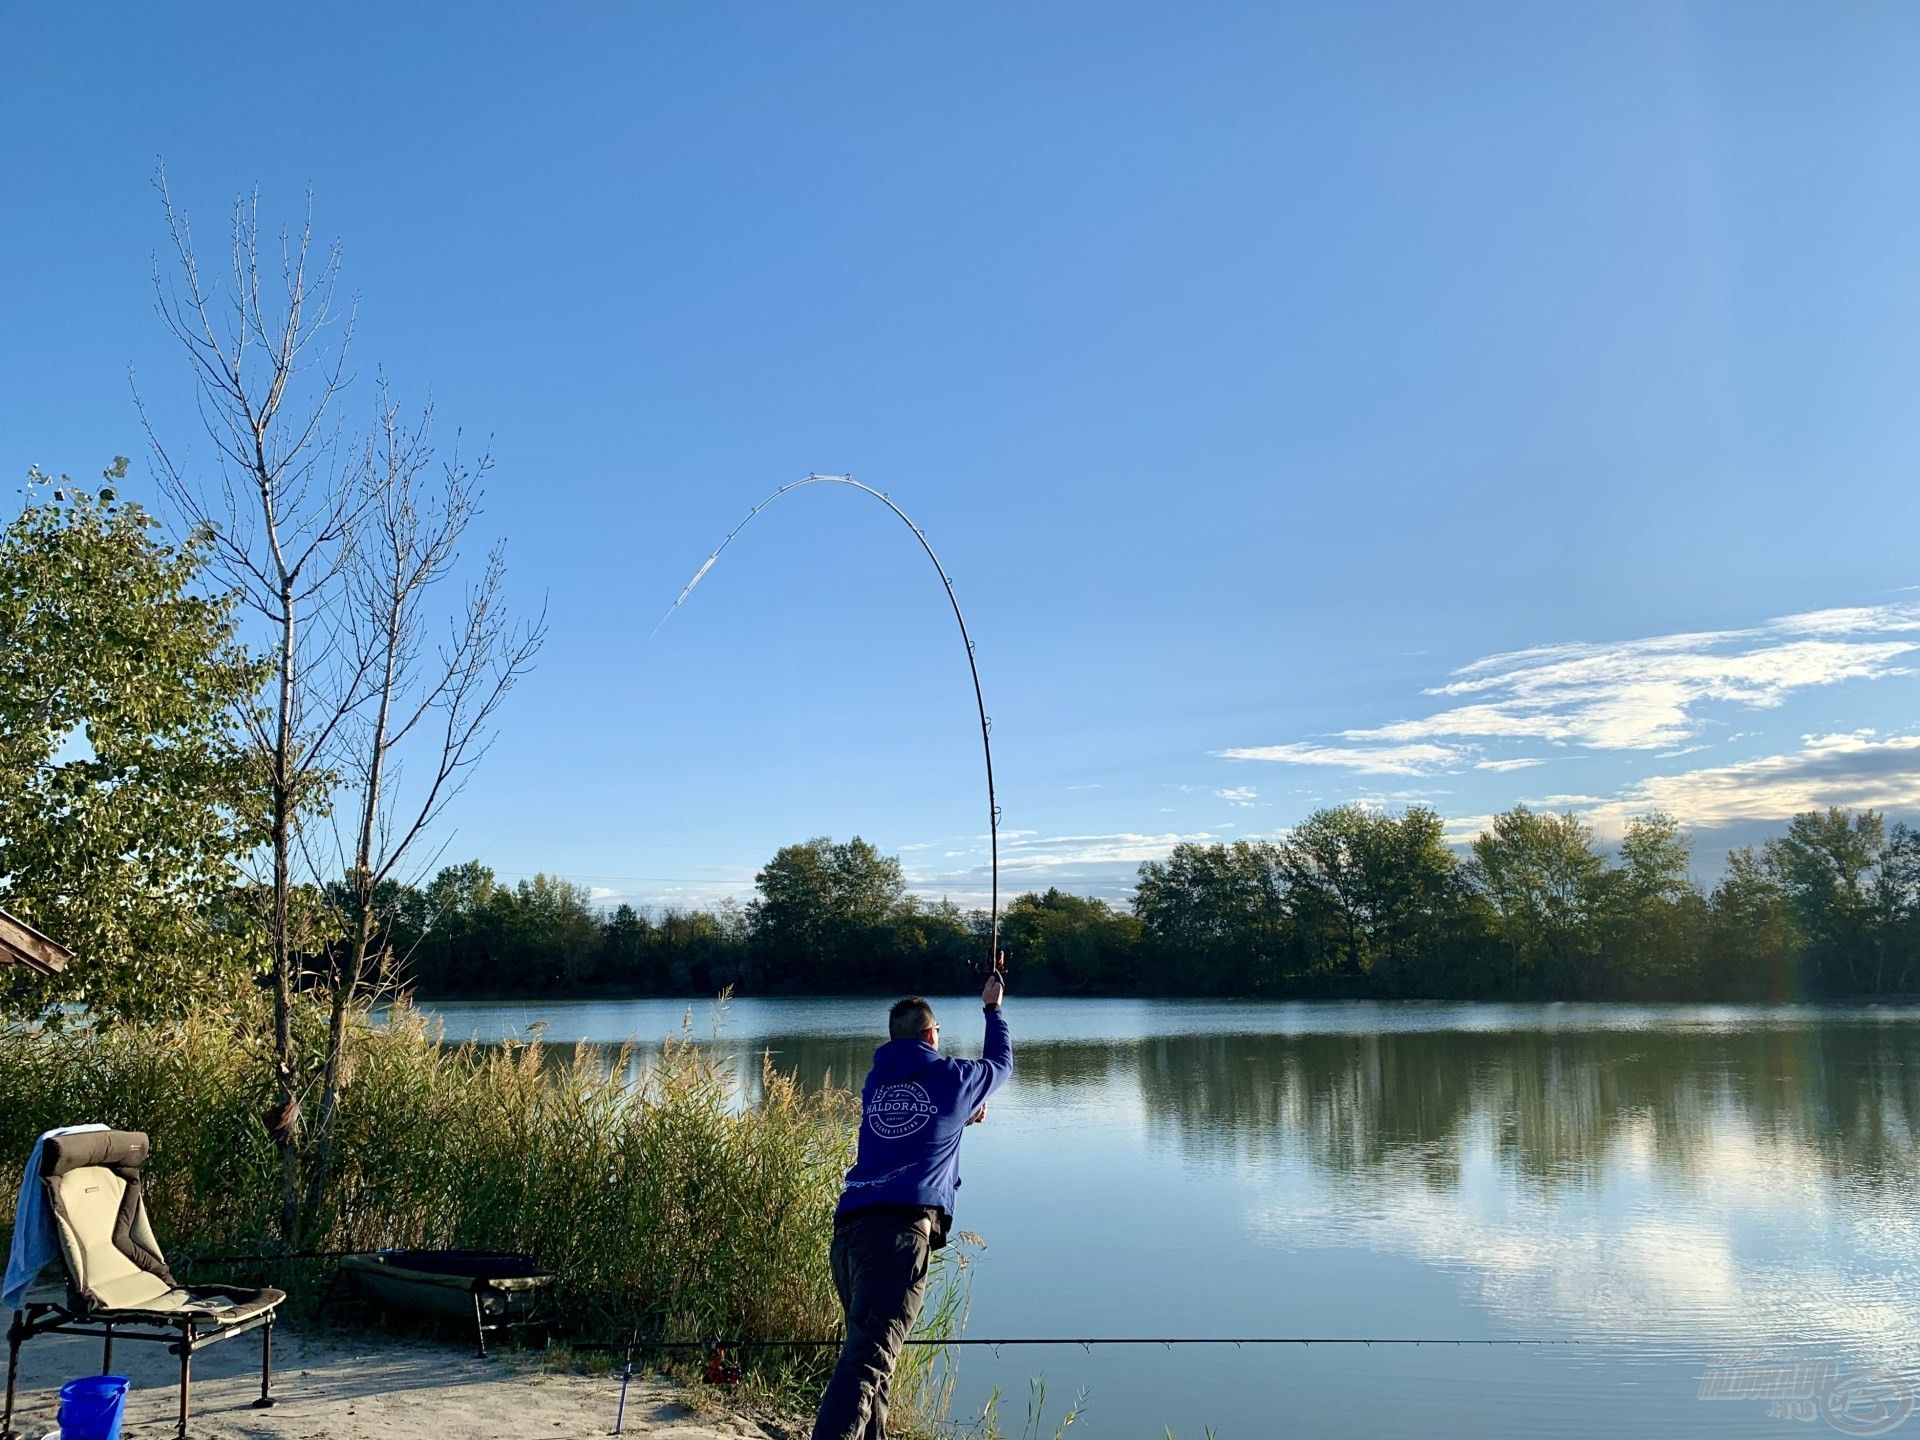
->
[[140, 172, 375, 1241], [303, 387, 545, 1222]]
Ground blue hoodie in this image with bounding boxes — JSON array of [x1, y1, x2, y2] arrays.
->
[[837, 1006, 1012, 1224]]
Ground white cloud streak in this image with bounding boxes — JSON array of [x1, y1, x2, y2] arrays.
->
[[1440, 732, 1920, 846], [903, 830, 1233, 905], [1584, 731, 1920, 836], [1217, 604, 1920, 776], [1359, 607, 1919, 752], [1215, 741, 1465, 776]]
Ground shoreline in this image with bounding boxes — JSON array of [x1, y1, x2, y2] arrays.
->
[[407, 987, 1920, 1008], [3, 1322, 772, 1440]]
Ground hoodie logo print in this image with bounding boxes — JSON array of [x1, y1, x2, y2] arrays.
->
[[867, 1082, 940, 1140]]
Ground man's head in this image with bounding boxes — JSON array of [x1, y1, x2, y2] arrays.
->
[[890, 996, 938, 1048]]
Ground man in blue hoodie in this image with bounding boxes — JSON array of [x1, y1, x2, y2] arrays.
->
[[812, 962, 1011, 1440]]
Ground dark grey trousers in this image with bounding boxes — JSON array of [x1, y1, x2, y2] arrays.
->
[[811, 1209, 933, 1440]]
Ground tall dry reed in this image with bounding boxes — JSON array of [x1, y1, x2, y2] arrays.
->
[[0, 999, 967, 1427]]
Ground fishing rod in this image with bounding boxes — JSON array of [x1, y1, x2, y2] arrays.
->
[[183, 1249, 371, 1266], [655, 475, 1001, 975]]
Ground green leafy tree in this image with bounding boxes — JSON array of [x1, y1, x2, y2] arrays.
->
[[1763, 807, 1881, 995], [348, 808, 1920, 1005], [1134, 840, 1290, 993], [597, 902, 654, 986], [751, 836, 907, 988], [1761, 808, 1920, 996], [1280, 807, 1375, 981], [394, 860, 500, 991], [1281, 805, 1464, 990], [1595, 812, 1708, 995], [1361, 805, 1475, 994], [1869, 824, 1920, 995], [888, 896, 980, 992], [0, 463, 266, 1019], [656, 902, 755, 992], [1705, 846, 1801, 999], [495, 874, 602, 989], [1001, 888, 1142, 993], [1466, 807, 1606, 994]]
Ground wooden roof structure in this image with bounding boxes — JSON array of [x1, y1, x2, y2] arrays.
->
[[0, 908, 70, 974]]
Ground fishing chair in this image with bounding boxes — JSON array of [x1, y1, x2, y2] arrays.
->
[[2, 1131, 283, 1440]]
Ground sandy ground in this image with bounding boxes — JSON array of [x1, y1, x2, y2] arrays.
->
[[4, 1325, 771, 1440]]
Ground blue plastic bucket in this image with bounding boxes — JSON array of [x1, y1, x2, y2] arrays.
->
[[55, 1375, 129, 1440]]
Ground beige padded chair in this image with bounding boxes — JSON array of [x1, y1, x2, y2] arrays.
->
[[2, 1131, 283, 1440]]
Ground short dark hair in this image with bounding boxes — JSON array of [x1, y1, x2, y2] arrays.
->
[[889, 997, 936, 1041]]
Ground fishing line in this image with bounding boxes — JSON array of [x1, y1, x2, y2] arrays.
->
[[584, 1336, 1585, 1350], [598, 1335, 1591, 1432], [654, 474, 1001, 974]]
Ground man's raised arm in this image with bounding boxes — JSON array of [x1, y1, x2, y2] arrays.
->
[[962, 956, 1012, 1113]]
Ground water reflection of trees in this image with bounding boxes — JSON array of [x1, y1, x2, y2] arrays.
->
[[1114, 1024, 1920, 1191], [540, 1020, 1920, 1196]]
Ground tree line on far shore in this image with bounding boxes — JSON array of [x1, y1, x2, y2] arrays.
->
[[387, 803, 1920, 1002]]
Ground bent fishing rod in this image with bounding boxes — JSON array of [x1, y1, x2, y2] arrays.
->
[[655, 474, 1002, 975]]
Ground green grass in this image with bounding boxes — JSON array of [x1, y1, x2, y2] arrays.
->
[[954, 1378, 1091, 1440], [0, 997, 967, 1427]]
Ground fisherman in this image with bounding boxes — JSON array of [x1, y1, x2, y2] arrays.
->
[[812, 959, 1011, 1440]]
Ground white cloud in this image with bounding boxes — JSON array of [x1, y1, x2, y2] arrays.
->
[[1215, 604, 1920, 789], [1582, 730, 1920, 837], [1215, 740, 1466, 776], [904, 829, 1227, 906], [1215, 785, 1260, 807], [1441, 812, 1496, 844], [1000, 830, 1221, 872], [1438, 732, 1920, 847], [1245, 1120, 1920, 1354], [1347, 606, 1919, 753]]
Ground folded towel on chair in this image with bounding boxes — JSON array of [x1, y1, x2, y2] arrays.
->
[[3, 1124, 108, 1310]]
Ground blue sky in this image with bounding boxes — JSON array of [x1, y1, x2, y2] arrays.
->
[[5, 3, 1920, 908]]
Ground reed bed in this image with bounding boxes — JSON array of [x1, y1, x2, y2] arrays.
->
[[0, 999, 967, 1429]]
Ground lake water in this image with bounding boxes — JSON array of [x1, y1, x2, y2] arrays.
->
[[422, 996, 1920, 1438]]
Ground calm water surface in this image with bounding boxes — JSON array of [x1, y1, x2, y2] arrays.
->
[[422, 996, 1920, 1438]]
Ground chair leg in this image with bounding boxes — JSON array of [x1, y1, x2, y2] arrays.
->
[[3, 1310, 24, 1440], [253, 1316, 276, 1409], [101, 1321, 113, 1374], [176, 1321, 193, 1440]]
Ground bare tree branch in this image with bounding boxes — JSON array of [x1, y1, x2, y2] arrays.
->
[[142, 167, 380, 1244], [304, 379, 544, 1220]]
